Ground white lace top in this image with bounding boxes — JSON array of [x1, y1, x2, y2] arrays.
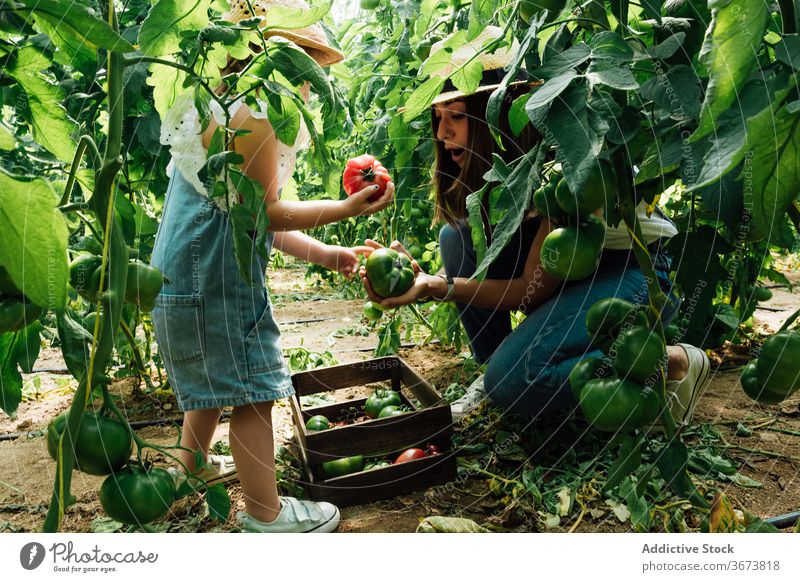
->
[[160, 93, 310, 209]]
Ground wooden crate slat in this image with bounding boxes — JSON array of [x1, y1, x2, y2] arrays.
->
[[306, 452, 457, 507], [292, 357, 402, 396]]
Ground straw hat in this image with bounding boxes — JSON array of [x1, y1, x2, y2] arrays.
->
[[426, 26, 537, 106], [224, 0, 345, 67]]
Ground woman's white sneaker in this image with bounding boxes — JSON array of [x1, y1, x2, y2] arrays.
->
[[450, 375, 489, 422], [666, 343, 711, 426]]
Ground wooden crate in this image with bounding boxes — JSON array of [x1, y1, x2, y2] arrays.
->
[[290, 356, 456, 506]]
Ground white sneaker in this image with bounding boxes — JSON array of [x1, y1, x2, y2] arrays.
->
[[167, 455, 239, 492], [450, 375, 489, 422], [666, 343, 711, 426], [237, 497, 340, 533], [206, 454, 238, 486]]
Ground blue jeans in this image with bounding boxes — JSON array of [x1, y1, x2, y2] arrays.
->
[[439, 223, 677, 417]]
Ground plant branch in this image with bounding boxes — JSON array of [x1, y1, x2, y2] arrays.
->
[[59, 135, 101, 206]]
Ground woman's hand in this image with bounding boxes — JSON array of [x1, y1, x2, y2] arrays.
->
[[319, 245, 372, 278], [358, 239, 438, 307], [362, 239, 422, 274], [359, 270, 444, 308], [342, 182, 395, 218]]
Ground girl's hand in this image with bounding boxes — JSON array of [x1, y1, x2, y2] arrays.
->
[[320, 245, 372, 278], [343, 182, 395, 218]]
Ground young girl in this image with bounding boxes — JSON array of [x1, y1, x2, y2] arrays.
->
[[152, 0, 392, 533], [361, 26, 709, 426]]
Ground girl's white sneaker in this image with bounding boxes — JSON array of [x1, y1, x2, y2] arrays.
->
[[237, 497, 340, 533]]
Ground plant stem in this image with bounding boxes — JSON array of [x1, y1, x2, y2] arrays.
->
[[44, 3, 129, 533], [611, 150, 677, 438], [407, 302, 433, 331], [59, 135, 101, 206], [122, 55, 222, 108], [118, 319, 155, 390], [779, 0, 798, 34]]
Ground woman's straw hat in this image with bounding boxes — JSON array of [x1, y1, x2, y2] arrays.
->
[[427, 26, 536, 106], [224, 0, 345, 67]]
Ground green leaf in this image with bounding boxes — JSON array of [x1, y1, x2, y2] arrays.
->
[[0, 125, 15, 150], [450, 58, 483, 97], [0, 324, 41, 417], [269, 38, 335, 119], [388, 114, 418, 170], [619, 476, 651, 532], [267, 94, 301, 146], [639, 65, 701, 121], [472, 145, 544, 280], [5, 48, 79, 165], [14, 0, 134, 53], [0, 333, 24, 417], [263, 0, 331, 29], [647, 32, 686, 60], [32, 14, 96, 69], [688, 78, 784, 191], [534, 43, 591, 79], [745, 519, 781, 532], [485, 23, 541, 144], [0, 171, 68, 311], [728, 473, 762, 488], [691, 0, 770, 141], [589, 31, 634, 62], [534, 83, 602, 197], [467, 0, 494, 41], [402, 77, 445, 122], [146, 57, 188, 118], [740, 100, 800, 242], [604, 434, 642, 493], [640, 0, 663, 23], [420, 46, 453, 78], [228, 205, 258, 287], [205, 483, 231, 522], [466, 185, 489, 266], [525, 70, 577, 110], [139, 0, 211, 57], [586, 61, 638, 90], [375, 318, 401, 356], [775, 35, 800, 70], [16, 322, 42, 374], [655, 440, 693, 497], [56, 309, 93, 380], [509, 93, 531, 136], [667, 226, 730, 345]]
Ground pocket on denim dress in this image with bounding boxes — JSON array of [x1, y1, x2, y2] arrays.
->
[[244, 298, 284, 374], [152, 294, 205, 363]]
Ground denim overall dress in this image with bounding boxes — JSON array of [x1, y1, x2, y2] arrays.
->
[[150, 169, 293, 411]]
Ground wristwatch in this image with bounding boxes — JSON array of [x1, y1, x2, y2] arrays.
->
[[435, 274, 455, 302]]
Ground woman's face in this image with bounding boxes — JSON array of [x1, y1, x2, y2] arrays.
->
[[434, 100, 469, 168]]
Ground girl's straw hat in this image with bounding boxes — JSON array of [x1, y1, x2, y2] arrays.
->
[[224, 0, 345, 67], [428, 26, 537, 106]]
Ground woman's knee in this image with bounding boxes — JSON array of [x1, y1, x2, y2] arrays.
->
[[484, 350, 559, 415], [438, 223, 475, 277]]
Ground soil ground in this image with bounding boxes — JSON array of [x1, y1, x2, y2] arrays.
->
[[1, 266, 799, 533]]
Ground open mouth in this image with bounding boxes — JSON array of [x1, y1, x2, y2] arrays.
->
[[450, 148, 466, 164]]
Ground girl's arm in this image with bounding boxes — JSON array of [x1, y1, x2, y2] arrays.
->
[[202, 104, 393, 231], [360, 220, 562, 311], [272, 231, 328, 263], [273, 231, 372, 277]]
